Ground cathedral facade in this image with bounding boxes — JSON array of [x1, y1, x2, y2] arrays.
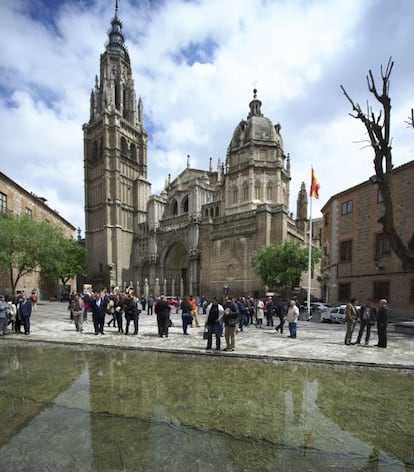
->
[[83, 5, 312, 299]]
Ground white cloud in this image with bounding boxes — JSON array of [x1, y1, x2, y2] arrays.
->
[[1, 0, 414, 234]]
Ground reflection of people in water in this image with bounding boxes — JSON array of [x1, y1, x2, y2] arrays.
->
[[303, 430, 314, 456], [360, 447, 379, 471]]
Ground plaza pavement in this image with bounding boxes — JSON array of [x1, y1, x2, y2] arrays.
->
[[3, 301, 414, 369]]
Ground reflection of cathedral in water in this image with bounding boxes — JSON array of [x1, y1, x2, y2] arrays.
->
[[83, 3, 314, 296], [0, 347, 406, 470]]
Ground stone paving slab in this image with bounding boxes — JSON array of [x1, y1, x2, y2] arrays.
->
[[2, 301, 414, 369]]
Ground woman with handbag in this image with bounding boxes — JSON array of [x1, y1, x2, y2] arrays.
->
[[223, 296, 239, 351]]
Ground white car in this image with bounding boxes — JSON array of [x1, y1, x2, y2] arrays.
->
[[310, 302, 332, 321], [328, 305, 361, 323], [311, 302, 332, 312]]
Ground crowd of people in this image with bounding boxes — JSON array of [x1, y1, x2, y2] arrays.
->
[[0, 291, 37, 336], [344, 297, 390, 348], [0, 288, 391, 350]]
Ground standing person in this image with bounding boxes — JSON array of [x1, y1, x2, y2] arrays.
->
[[286, 299, 299, 338], [14, 294, 23, 333], [106, 296, 116, 327], [376, 299, 390, 348], [155, 295, 170, 337], [181, 297, 193, 335], [189, 296, 200, 327], [223, 296, 239, 351], [82, 293, 90, 322], [124, 292, 139, 335], [141, 296, 147, 313], [90, 290, 109, 335], [354, 299, 377, 345], [6, 296, 17, 332], [205, 297, 224, 351], [237, 297, 248, 331], [275, 299, 287, 334], [255, 298, 264, 328], [147, 295, 154, 316], [246, 296, 255, 325], [113, 293, 124, 333], [30, 290, 38, 311], [265, 296, 274, 327], [344, 298, 359, 345], [19, 293, 32, 335], [71, 293, 84, 333], [68, 290, 76, 321], [0, 295, 9, 336]]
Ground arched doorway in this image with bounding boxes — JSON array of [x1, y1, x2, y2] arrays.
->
[[163, 242, 188, 296]]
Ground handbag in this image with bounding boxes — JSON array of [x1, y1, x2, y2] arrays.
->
[[203, 330, 209, 340], [228, 318, 238, 327]]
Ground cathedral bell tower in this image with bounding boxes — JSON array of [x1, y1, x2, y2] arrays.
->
[[83, 1, 151, 290]]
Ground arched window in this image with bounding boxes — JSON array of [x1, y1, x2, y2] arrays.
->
[[266, 183, 273, 201], [171, 199, 178, 216], [255, 182, 261, 200], [232, 186, 238, 204], [123, 88, 127, 118], [90, 140, 98, 160], [130, 143, 137, 162], [182, 196, 189, 213], [242, 183, 249, 201], [114, 81, 120, 110], [215, 206, 219, 217], [121, 137, 128, 157]]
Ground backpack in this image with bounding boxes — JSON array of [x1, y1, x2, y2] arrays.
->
[[207, 304, 219, 324]]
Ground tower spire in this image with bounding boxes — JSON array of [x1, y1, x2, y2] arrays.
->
[[247, 88, 263, 118], [106, 0, 129, 62]]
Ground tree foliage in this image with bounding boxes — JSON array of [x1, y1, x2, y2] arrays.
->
[[341, 58, 414, 271], [0, 213, 85, 294], [252, 241, 321, 291], [40, 235, 86, 285]]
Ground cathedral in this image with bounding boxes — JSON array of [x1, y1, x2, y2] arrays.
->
[[83, 3, 311, 299]]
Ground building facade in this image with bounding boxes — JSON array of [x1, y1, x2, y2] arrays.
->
[[0, 172, 77, 298], [84, 5, 319, 299], [321, 160, 414, 318]]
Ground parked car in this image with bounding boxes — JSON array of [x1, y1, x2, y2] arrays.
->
[[310, 302, 332, 320], [311, 302, 332, 312], [320, 307, 335, 322], [327, 304, 361, 323]]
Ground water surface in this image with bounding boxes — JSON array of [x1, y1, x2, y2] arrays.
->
[[0, 342, 413, 471]]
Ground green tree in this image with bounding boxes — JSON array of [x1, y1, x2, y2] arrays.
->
[[0, 213, 85, 294], [252, 241, 321, 291], [41, 235, 86, 285]]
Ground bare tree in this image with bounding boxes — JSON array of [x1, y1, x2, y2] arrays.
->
[[340, 57, 414, 271]]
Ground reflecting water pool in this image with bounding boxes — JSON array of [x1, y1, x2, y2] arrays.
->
[[0, 342, 413, 471]]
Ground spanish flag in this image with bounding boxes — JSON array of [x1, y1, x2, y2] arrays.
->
[[309, 167, 320, 199]]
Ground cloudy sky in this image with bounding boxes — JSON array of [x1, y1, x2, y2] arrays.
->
[[1, 0, 413, 234]]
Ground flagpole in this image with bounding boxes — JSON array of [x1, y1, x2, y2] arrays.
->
[[307, 185, 313, 320]]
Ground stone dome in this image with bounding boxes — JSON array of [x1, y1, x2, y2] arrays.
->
[[228, 90, 283, 152]]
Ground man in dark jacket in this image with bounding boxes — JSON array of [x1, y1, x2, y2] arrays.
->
[[155, 295, 170, 337], [124, 292, 140, 335], [275, 300, 287, 334], [90, 290, 109, 335], [376, 299, 390, 348], [354, 299, 377, 345], [19, 293, 32, 335]]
